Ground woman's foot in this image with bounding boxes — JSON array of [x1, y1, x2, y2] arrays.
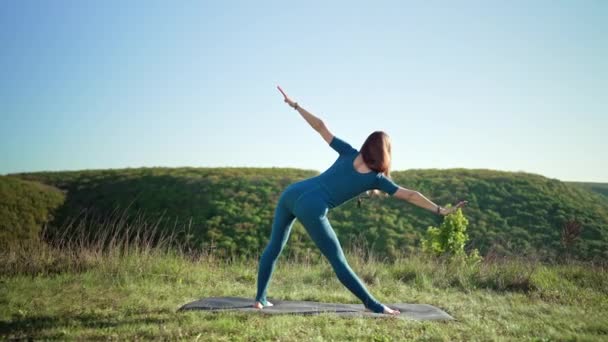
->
[[383, 305, 400, 315], [253, 300, 274, 309], [365, 304, 400, 315]]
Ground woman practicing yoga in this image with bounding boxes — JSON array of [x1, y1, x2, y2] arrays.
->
[[253, 86, 468, 315]]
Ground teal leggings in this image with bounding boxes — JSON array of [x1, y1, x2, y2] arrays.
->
[[255, 179, 385, 313]]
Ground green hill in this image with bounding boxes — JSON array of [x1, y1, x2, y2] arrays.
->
[[6, 167, 608, 260], [567, 181, 608, 202], [0, 176, 65, 247]]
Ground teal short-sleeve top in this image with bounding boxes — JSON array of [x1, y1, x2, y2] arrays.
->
[[315, 135, 400, 208]]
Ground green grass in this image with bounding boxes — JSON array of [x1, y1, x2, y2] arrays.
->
[[1, 244, 606, 341]]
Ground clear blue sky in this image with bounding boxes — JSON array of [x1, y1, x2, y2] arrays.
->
[[1, 0, 607, 182]]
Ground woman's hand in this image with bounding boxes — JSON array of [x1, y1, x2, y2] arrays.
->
[[277, 85, 297, 108], [439, 200, 468, 216], [277, 85, 332, 143]]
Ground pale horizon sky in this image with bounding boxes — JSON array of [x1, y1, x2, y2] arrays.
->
[[1, 1, 607, 182]]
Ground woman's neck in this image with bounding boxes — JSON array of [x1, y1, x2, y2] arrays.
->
[[353, 154, 373, 174]]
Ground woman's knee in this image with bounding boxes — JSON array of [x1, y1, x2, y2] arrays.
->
[[263, 241, 284, 259], [308, 234, 346, 263], [324, 248, 348, 266]]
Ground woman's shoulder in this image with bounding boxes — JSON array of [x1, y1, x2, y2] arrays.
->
[[373, 172, 394, 183]]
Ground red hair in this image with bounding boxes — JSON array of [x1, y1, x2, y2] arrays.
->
[[360, 131, 391, 177], [360, 131, 393, 197]]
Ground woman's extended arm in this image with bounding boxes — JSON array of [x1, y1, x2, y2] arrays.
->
[[394, 187, 468, 216], [294, 104, 333, 143], [277, 85, 333, 143]]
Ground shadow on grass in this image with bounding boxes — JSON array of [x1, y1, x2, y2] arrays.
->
[[0, 309, 173, 339]]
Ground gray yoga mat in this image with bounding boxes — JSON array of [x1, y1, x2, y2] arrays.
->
[[178, 296, 454, 321]]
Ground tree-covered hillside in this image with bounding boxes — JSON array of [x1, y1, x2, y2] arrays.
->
[[8, 167, 608, 260], [568, 181, 608, 203], [0, 176, 65, 247]]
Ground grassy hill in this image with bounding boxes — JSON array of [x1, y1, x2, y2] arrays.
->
[[2, 168, 607, 339], [0, 176, 65, 248], [567, 181, 608, 202], [6, 167, 607, 261]]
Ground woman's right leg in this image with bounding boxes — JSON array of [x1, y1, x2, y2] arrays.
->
[[255, 199, 296, 306], [296, 205, 386, 313]]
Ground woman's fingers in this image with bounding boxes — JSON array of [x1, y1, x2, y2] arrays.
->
[[277, 85, 297, 108], [443, 201, 468, 216], [277, 85, 288, 98], [454, 200, 468, 211]]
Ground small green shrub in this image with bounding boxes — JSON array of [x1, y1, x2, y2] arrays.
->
[[421, 207, 468, 256], [421, 207, 481, 264]]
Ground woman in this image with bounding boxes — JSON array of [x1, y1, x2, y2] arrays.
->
[[253, 86, 468, 315]]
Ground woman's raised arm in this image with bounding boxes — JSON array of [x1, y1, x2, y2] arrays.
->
[[394, 187, 468, 216], [277, 85, 333, 144]]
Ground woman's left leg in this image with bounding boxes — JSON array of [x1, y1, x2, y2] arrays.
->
[[255, 199, 296, 306]]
